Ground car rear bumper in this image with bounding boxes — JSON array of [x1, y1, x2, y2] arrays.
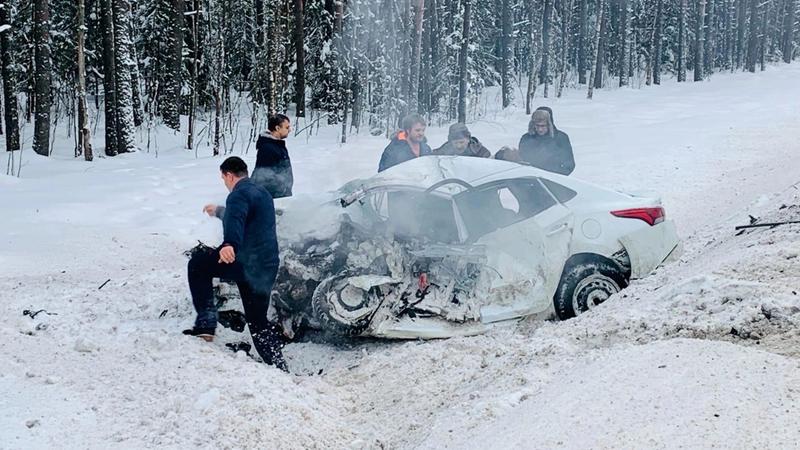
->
[[619, 220, 680, 279]]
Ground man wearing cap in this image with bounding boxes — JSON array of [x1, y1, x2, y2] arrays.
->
[[433, 123, 491, 158], [518, 108, 575, 175]]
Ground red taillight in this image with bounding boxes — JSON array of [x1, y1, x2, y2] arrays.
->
[[610, 207, 665, 226]]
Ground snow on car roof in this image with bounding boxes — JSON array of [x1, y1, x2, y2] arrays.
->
[[345, 155, 541, 192]]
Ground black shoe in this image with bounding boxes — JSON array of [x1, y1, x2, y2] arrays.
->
[[182, 327, 215, 342]]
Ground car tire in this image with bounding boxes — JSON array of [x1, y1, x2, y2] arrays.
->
[[553, 259, 627, 320], [311, 274, 382, 336]]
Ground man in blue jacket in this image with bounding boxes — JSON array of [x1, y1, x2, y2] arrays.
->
[[378, 114, 432, 172], [185, 156, 286, 371]]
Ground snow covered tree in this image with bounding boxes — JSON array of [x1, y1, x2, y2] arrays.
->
[[677, 0, 687, 81], [499, 0, 512, 107], [0, 1, 20, 152], [112, 0, 135, 152], [32, 0, 51, 156], [783, 0, 797, 63], [457, 0, 470, 122], [76, 0, 92, 160], [694, 0, 706, 80], [745, 0, 758, 72]]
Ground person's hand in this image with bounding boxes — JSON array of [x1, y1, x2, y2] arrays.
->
[[203, 204, 217, 217], [218, 245, 236, 264]]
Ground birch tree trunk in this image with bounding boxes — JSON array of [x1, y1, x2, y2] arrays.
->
[[187, 0, 200, 149], [76, 0, 93, 160]]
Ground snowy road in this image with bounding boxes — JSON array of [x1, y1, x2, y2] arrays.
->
[[1, 65, 799, 448]]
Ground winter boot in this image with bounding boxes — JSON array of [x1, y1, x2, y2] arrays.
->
[[182, 327, 215, 342]]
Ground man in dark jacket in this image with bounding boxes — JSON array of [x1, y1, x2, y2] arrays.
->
[[378, 114, 432, 172], [187, 157, 286, 370], [518, 108, 575, 175], [253, 114, 293, 198], [433, 123, 491, 158]]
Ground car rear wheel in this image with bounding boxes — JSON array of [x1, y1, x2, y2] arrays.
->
[[553, 259, 627, 320], [311, 274, 384, 336]]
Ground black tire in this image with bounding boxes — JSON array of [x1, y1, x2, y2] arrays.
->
[[554, 259, 628, 320], [311, 274, 384, 336]]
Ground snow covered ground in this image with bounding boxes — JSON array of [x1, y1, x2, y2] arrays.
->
[[1, 66, 799, 449]]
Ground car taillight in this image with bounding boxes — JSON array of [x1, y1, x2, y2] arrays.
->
[[610, 207, 665, 226]]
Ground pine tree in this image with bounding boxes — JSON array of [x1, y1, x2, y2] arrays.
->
[[588, 0, 605, 98], [695, 0, 706, 80], [100, 0, 118, 155], [457, 0, 471, 123], [783, 0, 796, 63], [32, 0, 51, 156], [294, 0, 305, 117], [500, 0, 512, 107], [0, 1, 20, 152], [578, 0, 588, 83], [113, 0, 136, 153], [618, 0, 629, 86], [652, 0, 663, 84], [678, 0, 687, 81]]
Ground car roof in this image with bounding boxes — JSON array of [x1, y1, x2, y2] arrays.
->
[[349, 156, 558, 192]]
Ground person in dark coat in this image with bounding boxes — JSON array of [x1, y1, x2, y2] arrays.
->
[[252, 114, 293, 198], [378, 114, 433, 172], [433, 123, 491, 158], [187, 157, 286, 371], [493, 146, 522, 163], [518, 108, 575, 175]]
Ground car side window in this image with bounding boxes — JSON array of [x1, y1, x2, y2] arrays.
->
[[364, 190, 460, 243], [540, 178, 577, 203], [454, 178, 557, 240]]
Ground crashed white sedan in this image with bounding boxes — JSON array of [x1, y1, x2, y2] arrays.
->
[[272, 156, 679, 339]]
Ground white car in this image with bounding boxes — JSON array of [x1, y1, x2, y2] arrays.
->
[[273, 156, 679, 339]]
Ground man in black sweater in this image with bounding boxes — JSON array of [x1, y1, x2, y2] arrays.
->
[[253, 114, 294, 198], [185, 157, 286, 370], [518, 107, 575, 175]]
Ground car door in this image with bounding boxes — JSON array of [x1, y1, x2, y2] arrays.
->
[[453, 178, 574, 323]]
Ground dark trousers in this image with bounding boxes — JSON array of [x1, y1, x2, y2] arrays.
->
[[187, 249, 284, 365]]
